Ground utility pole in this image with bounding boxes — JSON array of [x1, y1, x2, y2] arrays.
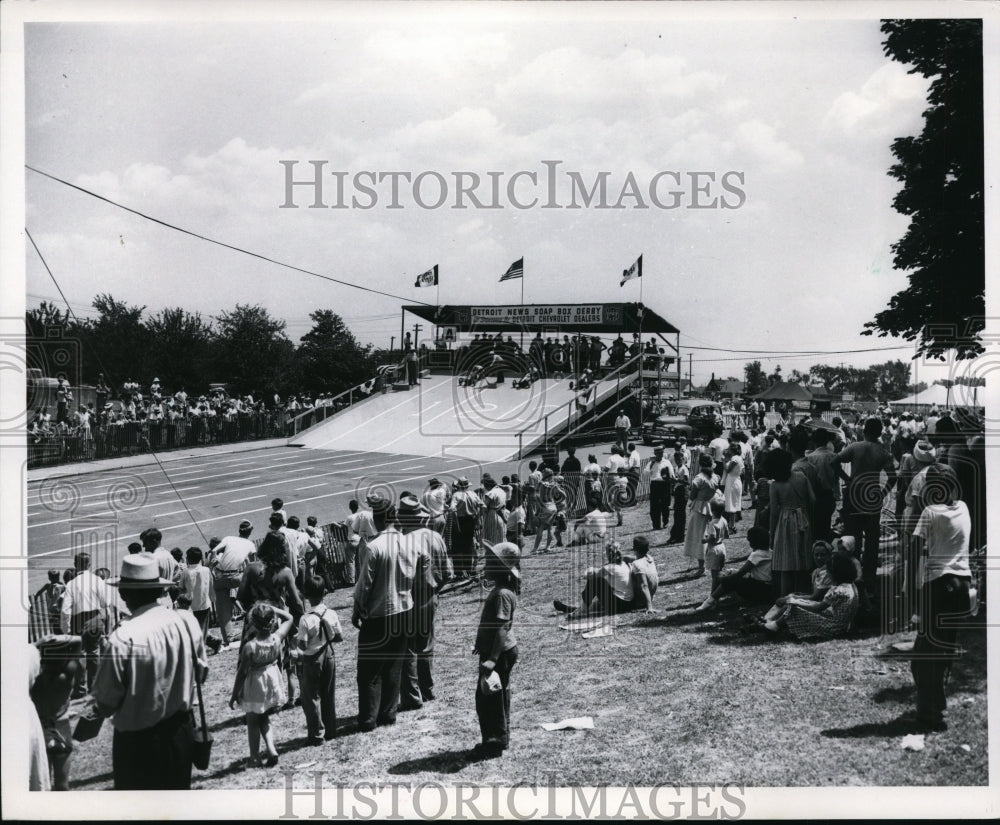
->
[[413, 323, 423, 348], [688, 353, 692, 393], [390, 335, 395, 354]]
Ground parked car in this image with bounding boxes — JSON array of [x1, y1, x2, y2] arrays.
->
[[640, 398, 723, 445]]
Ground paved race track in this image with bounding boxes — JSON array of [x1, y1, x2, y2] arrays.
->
[[24, 445, 542, 593]]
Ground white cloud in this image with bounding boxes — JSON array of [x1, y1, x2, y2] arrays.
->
[[497, 47, 723, 108], [733, 120, 804, 169], [823, 61, 929, 138]]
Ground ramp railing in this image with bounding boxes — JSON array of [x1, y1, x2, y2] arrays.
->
[[515, 353, 644, 459]]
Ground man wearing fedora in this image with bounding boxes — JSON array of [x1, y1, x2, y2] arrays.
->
[[91, 554, 207, 789], [397, 495, 453, 710], [420, 477, 450, 535], [449, 477, 483, 580], [352, 495, 434, 732]]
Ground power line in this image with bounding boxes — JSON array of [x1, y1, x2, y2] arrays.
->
[[682, 343, 910, 355], [26, 164, 435, 309], [26, 227, 213, 546]]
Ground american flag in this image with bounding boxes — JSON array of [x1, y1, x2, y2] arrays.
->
[[499, 257, 524, 282]]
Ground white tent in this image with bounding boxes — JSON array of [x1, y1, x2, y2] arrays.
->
[[888, 383, 955, 408]]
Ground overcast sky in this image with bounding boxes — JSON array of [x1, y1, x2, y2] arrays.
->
[[22, 5, 964, 386]]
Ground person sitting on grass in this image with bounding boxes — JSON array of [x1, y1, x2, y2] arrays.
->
[[696, 526, 772, 611], [703, 498, 731, 597], [776, 540, 834, 605], [553, 542, 634, 617], [762, 540, 834, 624], [763, 550, 859, 639], [628, 536, 658, 613]]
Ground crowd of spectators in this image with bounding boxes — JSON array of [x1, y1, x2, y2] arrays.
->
[[27, 375, 379, 467]]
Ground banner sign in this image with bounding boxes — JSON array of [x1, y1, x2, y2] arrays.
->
[[467, 304, 623, 326]]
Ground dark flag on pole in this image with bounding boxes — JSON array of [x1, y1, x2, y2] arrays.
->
[[499, 257, 524, 282], [414, 265, 438, 288], [620, 254, 642, 287]]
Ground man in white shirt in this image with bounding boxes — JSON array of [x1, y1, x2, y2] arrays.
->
[[212, 519, 257, 648], [553, 542, 636, 616], [397, 495, 453, 709], [605, 445, 627, 475], [420, 478, 449, 534], [909, 464, 973, 730], [708, 426, 730, 465], [61, 552, 120, 698], [647, 444, 674, 531], [614, 412, 631, 452], [347, 498, 378, 584]]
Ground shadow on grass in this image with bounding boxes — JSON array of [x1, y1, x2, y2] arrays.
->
[[658, 572, 706, 586], [872, 684, 915, 705], [821, 714, 941, 739], [210, 713, 250, 733], [387, 749, 482, 776], [69, 769, 114, 789], [195, 755, 257, 783]]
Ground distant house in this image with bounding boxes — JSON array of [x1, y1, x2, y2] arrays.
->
[[717, 379, 745, 399], [703, 374, 744, 399]]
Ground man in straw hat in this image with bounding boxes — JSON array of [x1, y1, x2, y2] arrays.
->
[[397, 495, 453, 710], [90, 554, 207, 789], [352, 494, 434, 732]]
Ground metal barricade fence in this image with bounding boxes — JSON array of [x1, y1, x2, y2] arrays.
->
[[26, 411, 287, 468]]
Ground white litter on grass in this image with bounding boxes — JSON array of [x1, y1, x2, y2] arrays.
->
[[559, 616, 617, 632], [961, 744, 971, 752], [541, 717, 595, 732], [827, 686, 848, 691], [961, 696, 975, 705], [297, 761, 318, 770], [901, 734, 925, 752], [581, 625, 614, 639]]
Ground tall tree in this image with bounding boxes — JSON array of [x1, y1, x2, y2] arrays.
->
[[293, 309, 374, 395], [25, 300, 71, 339], [863, 19, 984, 360], [144, 308, 215, 393], [212, 304, 294, 396], [83, 294, 148, 388], [743, 361, 767, 395]]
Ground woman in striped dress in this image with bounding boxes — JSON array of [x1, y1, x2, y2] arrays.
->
[[481, 474, 508, 550]]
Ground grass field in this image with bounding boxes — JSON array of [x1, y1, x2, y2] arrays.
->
[[66, 500, 988, 791]]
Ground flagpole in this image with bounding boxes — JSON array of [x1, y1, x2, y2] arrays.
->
[[519, 259, 524, 352], [638, 267, 644, 432]]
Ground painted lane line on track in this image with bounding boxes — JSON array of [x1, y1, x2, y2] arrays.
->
[[31, 457, 485, 558], [26, 452, 335, 505], [230, 494, 266, 503], [28, 454, 431, 530], [26, 453, 335, 499], [25, 448, 376, 494], [294, 483, 329, 491]]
